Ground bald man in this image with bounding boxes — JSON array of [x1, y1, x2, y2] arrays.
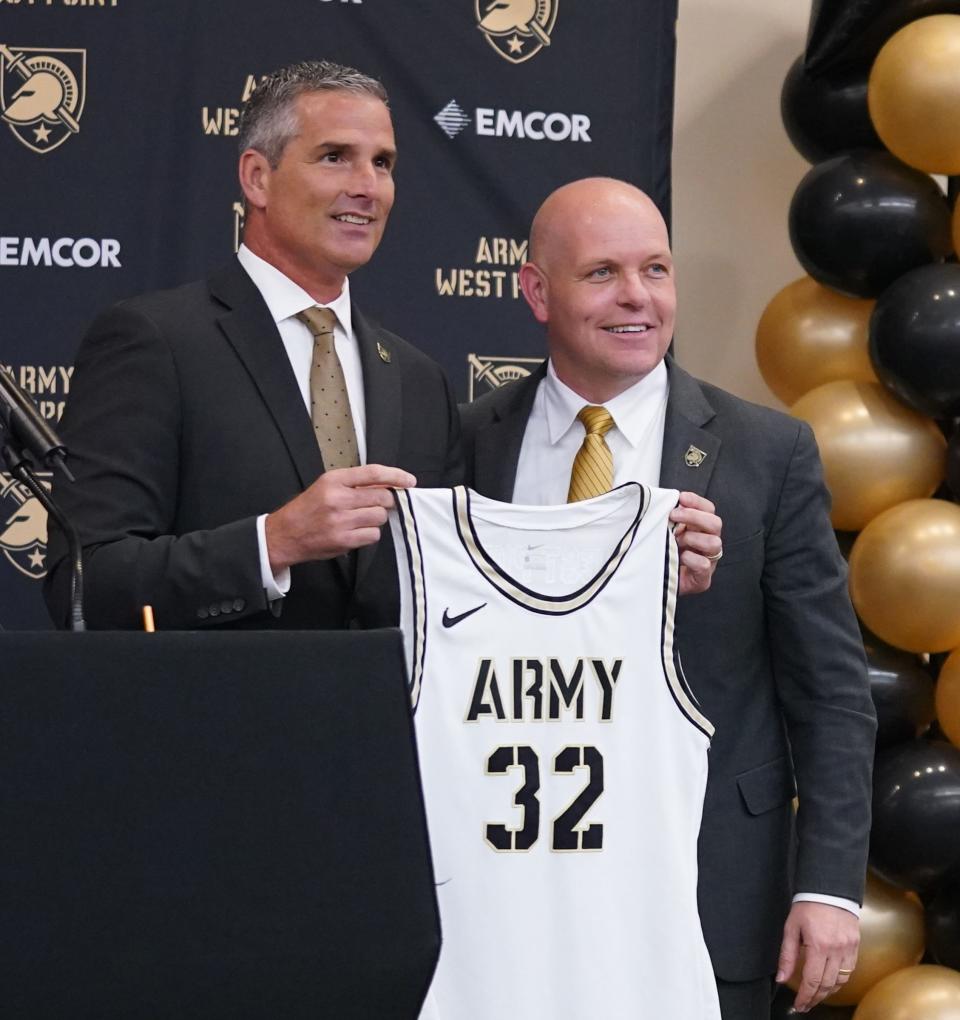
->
[[460, 178, 876, 1018]]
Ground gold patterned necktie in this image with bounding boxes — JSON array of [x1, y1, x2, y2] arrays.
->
[[296, 305, 359, 471], [567, 405, 615, 503]]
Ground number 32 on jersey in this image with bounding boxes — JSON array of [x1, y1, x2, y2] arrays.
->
[[485, 744, 603, 852]]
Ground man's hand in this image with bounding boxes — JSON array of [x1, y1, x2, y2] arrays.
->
[[776, 902, 860, 1013], [670, 492, 722, 596], [265, 464, 416, 573]]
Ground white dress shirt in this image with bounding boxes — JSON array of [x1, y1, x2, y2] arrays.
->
[[236, 245, 368, 599], [513, 359, 669, 505], [512, 358, 859, 919]]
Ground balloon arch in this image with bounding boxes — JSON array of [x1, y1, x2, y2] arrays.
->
[[762, 4, 960, 1016]]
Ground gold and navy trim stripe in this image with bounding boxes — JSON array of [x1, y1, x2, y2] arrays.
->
[[660, 527, 714, 739], [452, 483, 648, 615], [393, 488, 428, 710]]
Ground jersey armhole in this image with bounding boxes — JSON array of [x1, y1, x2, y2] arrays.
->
[[389, 489, 428, 711]]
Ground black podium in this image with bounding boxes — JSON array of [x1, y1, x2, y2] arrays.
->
[[0, 630, 440, 1020]]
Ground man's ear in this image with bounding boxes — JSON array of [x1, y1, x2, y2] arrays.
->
[[238, 149, 271, 211], [519, 261, 549, 324]]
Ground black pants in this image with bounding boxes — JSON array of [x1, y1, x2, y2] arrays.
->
[[716, 976, 774, 1020]]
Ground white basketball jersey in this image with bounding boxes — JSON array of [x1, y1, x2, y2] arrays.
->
[[390, 484, 720, 1020]]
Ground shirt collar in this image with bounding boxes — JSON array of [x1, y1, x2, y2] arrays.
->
[[543, 359, 669, 447], [237, 244, 353, 336]]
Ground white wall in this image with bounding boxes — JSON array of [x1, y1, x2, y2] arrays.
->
[[673, 0, 812, 408]]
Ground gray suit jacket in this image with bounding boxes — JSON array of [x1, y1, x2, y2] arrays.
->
[[45, 260, 462, 630], [461, 358, 876, 980]]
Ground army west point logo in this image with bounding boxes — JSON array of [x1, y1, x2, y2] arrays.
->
[[475, 0, 558, 64], [467, 353, 543, 402], [0, 472, 50, 580], [0, 44, 86, 154]]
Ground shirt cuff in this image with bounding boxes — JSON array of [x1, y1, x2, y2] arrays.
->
[[792, 893, 861, 918], [257, 513, 290, 600]]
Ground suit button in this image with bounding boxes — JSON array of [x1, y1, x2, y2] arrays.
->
[[197, 607, 209, 620], [233, 598, 245, 612], [220, 599, 234, 614], [208, 604, 220, 617]]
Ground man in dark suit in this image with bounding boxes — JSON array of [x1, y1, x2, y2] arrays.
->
[[460, 178, 876, 1018], [45, 60, 461, 630]]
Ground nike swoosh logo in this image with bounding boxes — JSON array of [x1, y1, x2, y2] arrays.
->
[[442, 603, 487, 628]]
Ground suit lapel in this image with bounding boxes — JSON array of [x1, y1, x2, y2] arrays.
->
[[354, 306, 401, 469], [659, 359, 720, 496], [354, 306, 401, 586], [209, 263, 323, 491], [472, 364, 545, 502]]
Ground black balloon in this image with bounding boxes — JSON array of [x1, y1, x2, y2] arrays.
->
[[928, 650, 951, 682], [862, 629, 936, 749], [835, 529, 857, 561], [788, 152, 952, 298], [870, 264, 960, 418], [771, 984, 854, 1018], [781, 56, 882, 163], [871, 740, 960, 890], [926, 875, 960, 969], [806, 0, 960, 78]]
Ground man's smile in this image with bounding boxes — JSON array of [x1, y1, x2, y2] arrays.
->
[[333, 213, 373, 225], [603, 323, 653, 334]]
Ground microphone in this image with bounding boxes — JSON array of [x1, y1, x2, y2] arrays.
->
[[0, 368, 74, 480]]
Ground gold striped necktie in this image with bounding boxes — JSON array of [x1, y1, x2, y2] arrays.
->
[[567, 405, 615, 503], [296, 305, 359, 471]]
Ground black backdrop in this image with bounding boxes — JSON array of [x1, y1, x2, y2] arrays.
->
[[0, 0, 678, 629]]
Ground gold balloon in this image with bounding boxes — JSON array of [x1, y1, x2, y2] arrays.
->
[[868, 15, 960, 174], [756, 277, 877, 406], [849, 499, 960, 653], [791, 381, 946, 531], [936, 648, 960, 750], [785, 873, 924, 1006], [853, 964, 960, 1019], [834, 874, 925, 1005]]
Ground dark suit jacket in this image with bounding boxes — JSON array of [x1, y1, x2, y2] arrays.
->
[[460, 358, 876, 981], [45, 260, 462, 630]]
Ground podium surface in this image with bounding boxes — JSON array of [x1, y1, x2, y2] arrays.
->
[[1, 629, 439, 1020]]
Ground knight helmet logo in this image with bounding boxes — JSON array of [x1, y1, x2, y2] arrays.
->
[[475, 0, 558, 64], [0, 473, 50, 580], [0, 44, 86, 154], [467, 353, 543, 401]]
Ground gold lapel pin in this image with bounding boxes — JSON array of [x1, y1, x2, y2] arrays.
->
[[377, 342, 391, 364], [684, 445, 707, 468]]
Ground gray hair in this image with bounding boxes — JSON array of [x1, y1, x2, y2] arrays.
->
[[238, 60, 389, 167]]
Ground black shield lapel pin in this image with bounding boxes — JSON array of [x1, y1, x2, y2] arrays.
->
[[684, 445, 707, 468]]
